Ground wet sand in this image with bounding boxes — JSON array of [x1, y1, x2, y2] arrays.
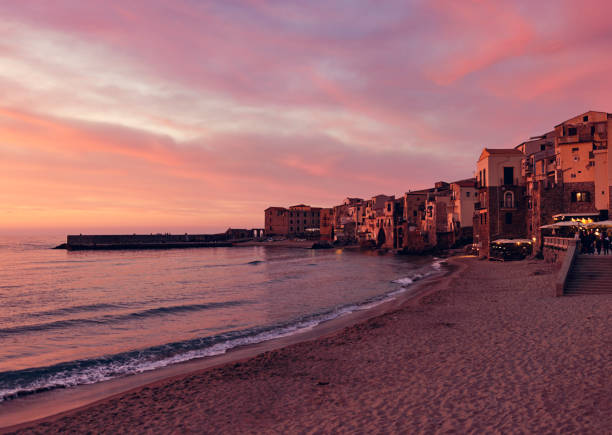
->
[[3, 257, 611, 433]]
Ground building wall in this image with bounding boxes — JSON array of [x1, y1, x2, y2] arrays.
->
[[594, 149, 609, 211], [557, 142, 596, 184], [562, 181, 597, 214], [265, 205, 321, 237], [526, 181, 564, 247], [403, 193, 427, 225], [477, 154, 524, 187], [265, 207, 289, 236], [450, 183, 476, 227], [288, 206, 321, 235], [319, 208, 333, 241], [474, 151, 527, 257]]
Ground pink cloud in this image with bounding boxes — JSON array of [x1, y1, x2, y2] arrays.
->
[[2, 0, 612, 231]]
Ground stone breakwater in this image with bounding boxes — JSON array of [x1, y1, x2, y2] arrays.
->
[[56, 234, 234, 250]]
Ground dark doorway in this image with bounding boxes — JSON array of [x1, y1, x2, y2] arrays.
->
[[503, 167, 514, 185], [377, 228, 386, 247]]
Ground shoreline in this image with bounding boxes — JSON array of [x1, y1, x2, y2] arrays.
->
[[5, 256, 609, 433], [0, 258, 459, 431]]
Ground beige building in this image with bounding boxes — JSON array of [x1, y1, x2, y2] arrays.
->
[[448, 178, 477, 244], [474, 148, 527, 257]]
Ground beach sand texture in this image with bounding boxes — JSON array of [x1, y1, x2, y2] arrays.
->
[[5, 257, 611, 434]]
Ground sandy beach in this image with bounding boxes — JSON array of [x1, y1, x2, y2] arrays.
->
[[3, 256, 611, 434]]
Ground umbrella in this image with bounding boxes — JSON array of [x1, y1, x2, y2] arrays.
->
[[539, 221, 581, 229], [584, 220, 612, 228]]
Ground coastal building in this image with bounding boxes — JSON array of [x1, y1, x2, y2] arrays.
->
[[473, 148, 527, 257], [448, 178, 477, 245], [332, 197, 364, 243], [403, 190, 429, 228], [319, 208, 334, 241], [552, 111, 610, 218], [264, 207, 289, 236], [519, 112, 612, 248], [518, 132, 559, 246], [423, 182, 452, 248], [264, 204, 322, 237], [354, 194, 400, 248]]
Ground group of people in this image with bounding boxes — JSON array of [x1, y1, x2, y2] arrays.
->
[[577, 229, 611, 255]]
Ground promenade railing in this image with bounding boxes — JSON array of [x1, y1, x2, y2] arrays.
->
[[543, 236, 573, 250]]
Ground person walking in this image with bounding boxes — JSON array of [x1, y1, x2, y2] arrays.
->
[[595, 234, 602, 255], [603, 233, 610, 256]]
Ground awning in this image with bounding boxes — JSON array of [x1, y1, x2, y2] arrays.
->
[[553, 212, 599, 220], [584, 220, 612, 228], [492, 239, 533, 244], [539, 221, 581, 229]]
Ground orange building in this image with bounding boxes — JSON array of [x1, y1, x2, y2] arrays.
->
[[264, 204, 322, 237]]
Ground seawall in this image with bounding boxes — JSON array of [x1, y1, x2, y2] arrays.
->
[[58, 234, 237, 251]]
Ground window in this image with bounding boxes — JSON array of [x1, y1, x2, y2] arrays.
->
[[483, 169, 486, 187], [484, 213, 487, 224], [572, 192, 591, 202], [568, 127, 577, 136], [540, 144, 546, 151], [571, 147, 579, 152], [289, 220, 293, 224], [303, 220, 307, 224], [480, 214, 483, 224], [583, 115, 588, 122], [505, 212, 512, 224], [591, 126, 595, 135], [504, 191, 514, 208], [466, 191, 470, 197], [290, 227, 293, 232], [503, 167, 514, 185], [413, 210, 417, 217]]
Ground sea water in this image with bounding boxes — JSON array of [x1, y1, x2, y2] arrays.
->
[[0, 235, 442, 401]]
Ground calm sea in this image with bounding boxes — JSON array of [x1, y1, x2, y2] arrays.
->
[[0, 235, 442, 402]]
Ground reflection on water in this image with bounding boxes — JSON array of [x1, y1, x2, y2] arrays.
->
[[0, 236, 436, 401]]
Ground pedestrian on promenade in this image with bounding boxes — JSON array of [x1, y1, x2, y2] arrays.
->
[[603, 234, 610, 255], [595, 234, 602, 255]]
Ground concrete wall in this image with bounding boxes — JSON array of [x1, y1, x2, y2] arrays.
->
[[543, 245, 569, 264]]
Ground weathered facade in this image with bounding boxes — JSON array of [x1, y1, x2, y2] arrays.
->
[[474, 148, 527, 257], [448, 178, 477, 245], [319, 208, 334, 242], [264, 204, 322, 237]]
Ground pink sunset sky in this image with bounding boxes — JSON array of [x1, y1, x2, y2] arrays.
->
[[2, 0, 612, 234]]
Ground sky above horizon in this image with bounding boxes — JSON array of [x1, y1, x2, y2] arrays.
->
[[2, 0, 612, 233]]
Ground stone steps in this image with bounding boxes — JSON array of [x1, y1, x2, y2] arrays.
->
[[564, 256, 612, 295]]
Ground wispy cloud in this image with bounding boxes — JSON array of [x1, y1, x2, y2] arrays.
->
[[1, 0, 612, 231]]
